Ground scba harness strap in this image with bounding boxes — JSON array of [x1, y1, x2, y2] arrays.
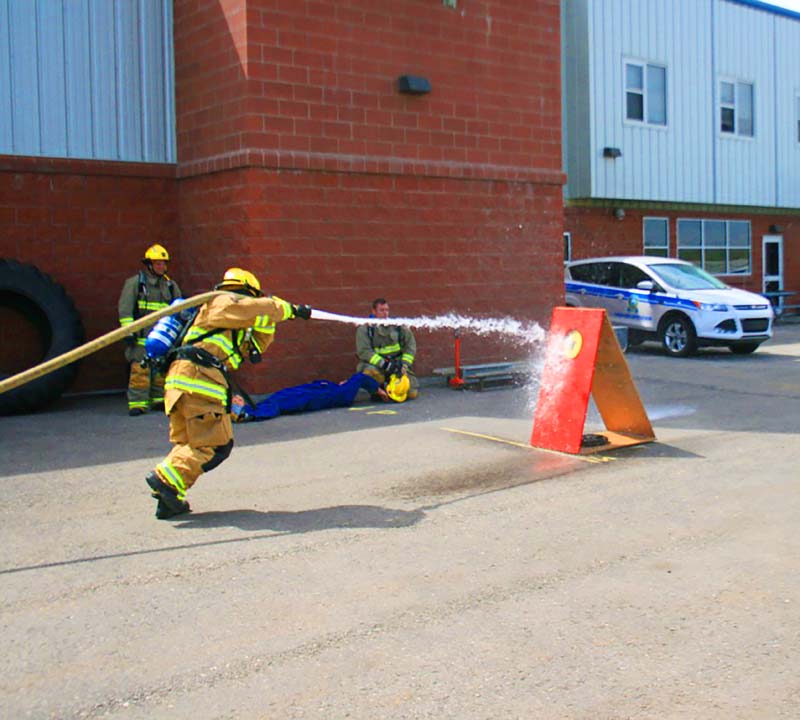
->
[[135, 270, 177, 318], [174, 340, 256, 412]]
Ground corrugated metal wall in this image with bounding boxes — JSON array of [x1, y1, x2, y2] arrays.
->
[[714, 0, 774, 206], [0, 0, 174, 163], [562, 0, 591, 199], [775, 16, 800, 208], [563, 0, 800, 209]]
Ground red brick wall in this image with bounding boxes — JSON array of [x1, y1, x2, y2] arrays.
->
[[0, 156, 178, 392], [173, 0, 567, 392], [179, 167, 564, 392], [175, 0, 563, 171], [2, 0, 566, 401], [565, 206, 799, 295], [174, 0, 250, 162]]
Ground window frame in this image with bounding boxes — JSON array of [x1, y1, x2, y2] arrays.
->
[[643, 217, 669, 257], [624, 58, 668, 128], [719, 78, 755, 138], [563, 232, 572, 265], [676, 218, 752, 276]]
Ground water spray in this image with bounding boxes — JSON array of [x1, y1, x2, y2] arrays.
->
[[311, 308, 547, 345]]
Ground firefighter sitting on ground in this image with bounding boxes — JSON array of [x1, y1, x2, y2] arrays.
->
[[118, 244, 181, 416], [355, 297, 418, 402], [145, 267, 312, 520]]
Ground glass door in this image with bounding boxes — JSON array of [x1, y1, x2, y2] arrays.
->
[[762, 235, 783, 313]]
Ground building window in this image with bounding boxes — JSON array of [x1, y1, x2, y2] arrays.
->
[[643, 217, 669, 257], [677, 219, 751, 275], [720, 80, 754, 137], [563, 232, 572, 264], [625, 61, 667, 126]]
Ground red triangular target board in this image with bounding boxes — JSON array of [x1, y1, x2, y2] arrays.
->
[[530, 307, 655, 455]]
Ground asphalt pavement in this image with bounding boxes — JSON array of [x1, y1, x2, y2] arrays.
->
[[1, 322, 799, 719]]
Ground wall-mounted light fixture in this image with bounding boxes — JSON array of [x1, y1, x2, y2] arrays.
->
[[613, 208, 626, 221], [603, 147, 622, 159], [397, 75, 431, 95], [769, 224, 783, 233]]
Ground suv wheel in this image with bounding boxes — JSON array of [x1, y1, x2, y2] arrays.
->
[[660, 314, 697, 357]]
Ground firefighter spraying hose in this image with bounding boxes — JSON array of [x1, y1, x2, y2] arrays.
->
[[0, 305, 542, 400], [1, 282, 545, 519]]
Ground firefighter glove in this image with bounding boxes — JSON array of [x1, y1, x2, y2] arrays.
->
[[384, 357, 403, 377], [292, 304, 312, 320]]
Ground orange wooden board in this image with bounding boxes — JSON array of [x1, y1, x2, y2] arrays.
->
[[531, 307, 655, 455]]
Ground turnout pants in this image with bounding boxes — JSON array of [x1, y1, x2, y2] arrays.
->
[[125, 350, 166, 412], [154, 393, 234, 499]]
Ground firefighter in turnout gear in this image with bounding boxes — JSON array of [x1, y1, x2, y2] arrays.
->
[[145, 267, 313, 519], [355, 298, 418, 401], [118, 244, 181, 416]]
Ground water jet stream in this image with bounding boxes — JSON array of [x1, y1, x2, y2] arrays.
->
[[310, 308, 547, 346]]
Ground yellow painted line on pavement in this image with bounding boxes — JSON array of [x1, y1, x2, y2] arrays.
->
[[440, 427, 615, 463], [367, 409, 398, 415], [349, 406, 376, 411]]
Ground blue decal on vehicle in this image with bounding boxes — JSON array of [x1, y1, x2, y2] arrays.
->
[[565, 282, 697, 312]]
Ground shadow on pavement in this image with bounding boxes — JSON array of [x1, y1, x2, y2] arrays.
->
[[172, 505, 425, 532], [0, 503, 427, 576]]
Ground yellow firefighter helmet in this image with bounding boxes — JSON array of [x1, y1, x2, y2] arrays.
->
[[143, 244, 170, 262], [216, 267, 263, 297], [385, 373, 410, 403]]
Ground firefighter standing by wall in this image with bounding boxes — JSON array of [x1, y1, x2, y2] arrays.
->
[[118, 244, 181, 416], [145, 267, 312, 519], [355, 297, 418, 401]]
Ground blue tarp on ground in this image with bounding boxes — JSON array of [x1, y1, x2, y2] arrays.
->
[[234, 372, 380, 422]]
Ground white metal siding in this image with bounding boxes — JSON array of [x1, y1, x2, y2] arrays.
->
[[0, 0, 174, 163], [562, 0, 591, 197], [714, 0, 774, 206], [563, 0, 800, 210], [775, 18, 800, 208], [584, 0, 715, 203]]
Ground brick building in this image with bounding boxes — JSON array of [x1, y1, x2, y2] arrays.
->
[[0, 0, 565, 396]]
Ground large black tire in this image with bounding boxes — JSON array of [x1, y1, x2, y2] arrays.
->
[[659, 313, 697, 357], [0, 259, 85, 415]]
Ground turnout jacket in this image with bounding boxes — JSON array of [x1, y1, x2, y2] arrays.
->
[[164, 293, 294, 413], [118, 270, 181, 358], [356, 322, 416, 370]]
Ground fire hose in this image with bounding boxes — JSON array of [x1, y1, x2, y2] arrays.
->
[[0, 290, 228, 397]]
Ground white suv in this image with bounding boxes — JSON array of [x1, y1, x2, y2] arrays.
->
[[565, 256, 773, 357]]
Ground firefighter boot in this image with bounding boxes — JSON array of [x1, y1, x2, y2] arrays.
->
[[146, 471, 190, 518], [154, 497, 191, 520]]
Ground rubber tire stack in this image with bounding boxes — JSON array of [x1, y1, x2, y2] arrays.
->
[[0, 259, 85, 415]]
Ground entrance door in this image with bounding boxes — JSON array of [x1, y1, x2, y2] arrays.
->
[[762, 235, 784, 313]]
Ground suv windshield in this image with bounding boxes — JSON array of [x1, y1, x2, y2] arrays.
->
[[648, 263, 728, 290]]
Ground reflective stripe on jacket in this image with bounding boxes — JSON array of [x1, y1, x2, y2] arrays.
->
[[163, 293, 294, 413], [118, 270, 181, 342], [356, 323, 416, 369]]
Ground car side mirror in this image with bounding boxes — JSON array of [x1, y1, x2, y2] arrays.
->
[[636, 280, 655, 292]]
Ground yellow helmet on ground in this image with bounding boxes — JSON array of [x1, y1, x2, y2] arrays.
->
[[386, 373, 410, 403], [144, 244, 170, 262], [216, 267, 263, 297]]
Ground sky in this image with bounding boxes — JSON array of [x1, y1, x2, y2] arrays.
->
[[763, 0, 800, 12]]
